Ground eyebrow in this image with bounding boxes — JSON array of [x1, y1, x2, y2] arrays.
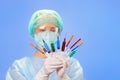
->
[[50, 27, 56, 30]]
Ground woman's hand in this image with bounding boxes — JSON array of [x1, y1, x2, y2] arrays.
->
[[55, 52, 70, 80], [35, 54, 63, 80]]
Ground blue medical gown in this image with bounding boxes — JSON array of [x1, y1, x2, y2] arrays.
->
[[6, 57, 85, 80]]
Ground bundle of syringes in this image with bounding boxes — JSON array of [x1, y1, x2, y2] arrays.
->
[[30, 34, 83, 58]]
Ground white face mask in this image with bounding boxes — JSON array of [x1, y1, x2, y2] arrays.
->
[[34, 31, 58, 49]]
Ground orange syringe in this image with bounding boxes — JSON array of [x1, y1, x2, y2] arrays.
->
[[66, 35, 74, 47]]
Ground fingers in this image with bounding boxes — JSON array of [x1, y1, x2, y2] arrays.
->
[[49, 65, 63, 69], [55, 54, 70, 69], [47, 61, 63, 66], [57, 61, 69, 77], [55, 54, 69, 63], [45, 55, 63, 67], [45, 52, 69, 70]]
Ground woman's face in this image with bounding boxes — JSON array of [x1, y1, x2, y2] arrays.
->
[[34, 24, 59, 35]]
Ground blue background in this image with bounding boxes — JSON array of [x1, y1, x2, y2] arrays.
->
[[0, 0, 120, 80]]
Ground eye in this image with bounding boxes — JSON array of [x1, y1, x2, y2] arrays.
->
[[50, 28, 56, 32], [39, 29, 45, 32]]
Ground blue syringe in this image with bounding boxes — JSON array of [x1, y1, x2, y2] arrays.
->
[[57, 36, 60, 49], [71, 42, 83, 51], [43, 40, 50, 53], [66, 42, 83, 56]]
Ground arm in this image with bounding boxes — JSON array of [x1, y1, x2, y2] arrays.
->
[[68, 58, 85, 80]]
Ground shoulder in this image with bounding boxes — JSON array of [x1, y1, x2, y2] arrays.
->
[[12, 57, 31, 66], [8, 57, 31, 70], [11, 57, 44, 66], [9, 57, 44, 69]]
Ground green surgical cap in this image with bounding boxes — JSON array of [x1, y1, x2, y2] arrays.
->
[[28, 9, 63, 37]]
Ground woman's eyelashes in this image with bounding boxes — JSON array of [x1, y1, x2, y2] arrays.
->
[[50, 29, 55, 32]]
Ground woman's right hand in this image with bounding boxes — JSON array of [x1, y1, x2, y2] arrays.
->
[[35, 53, 63, 80]]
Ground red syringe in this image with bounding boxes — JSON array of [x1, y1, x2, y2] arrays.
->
[[61, 38, 66, 51], [70, 38, 81, 49]]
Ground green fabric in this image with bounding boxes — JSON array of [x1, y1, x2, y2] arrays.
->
[[28, 10, 63, 37]]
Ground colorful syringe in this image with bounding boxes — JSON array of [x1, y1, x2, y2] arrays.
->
[[51, 43, 55, 52], [61, 38, 66, 51], [66, 38, 82, 56], [71, 42, 83, 51], [70, 38, 81, 49], [57, 36, 60, 50], [43, 40, 50, 53], [68, 42, 83, 57], [29, 42, 44, 54], [66, 35, 74, 47]]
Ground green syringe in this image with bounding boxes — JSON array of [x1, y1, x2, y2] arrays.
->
[[69, 50, 77, 57], [51, 43, 55, 52]]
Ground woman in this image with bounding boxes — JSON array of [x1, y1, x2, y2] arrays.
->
[[6, 9, 85, 80]]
